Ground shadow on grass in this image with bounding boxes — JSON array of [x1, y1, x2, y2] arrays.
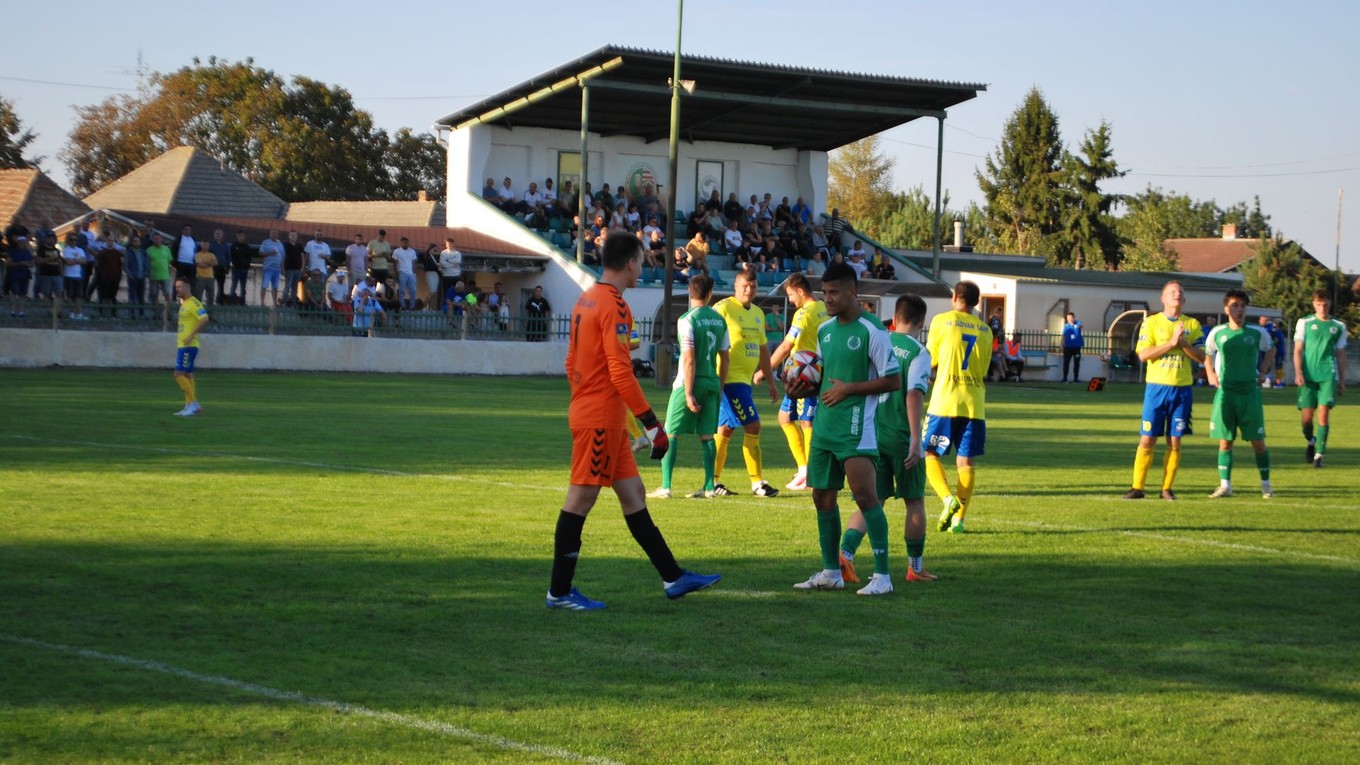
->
[[4, 539, 1358, 714]]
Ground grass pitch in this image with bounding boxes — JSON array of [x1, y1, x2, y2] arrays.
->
[[2, 368, 1358, 764]]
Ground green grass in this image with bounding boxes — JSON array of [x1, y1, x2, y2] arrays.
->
[[2, 368, 1357, 764]]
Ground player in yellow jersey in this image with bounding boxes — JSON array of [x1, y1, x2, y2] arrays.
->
[[172, 276, 209, 416], [923, 281, 991, 533], [1124, 280, 1206, 499], [711, 268, 782, 497], [769, 273, 827, 490]]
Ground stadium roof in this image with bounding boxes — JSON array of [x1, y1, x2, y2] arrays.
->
[[435, 46, 987, 152], [898, 251, 1242, 292]]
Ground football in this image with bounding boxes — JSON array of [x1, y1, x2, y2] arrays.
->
[[783, 350, 823, 396]]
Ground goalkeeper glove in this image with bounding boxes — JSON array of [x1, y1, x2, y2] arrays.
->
[[638, 409, 669, 460]]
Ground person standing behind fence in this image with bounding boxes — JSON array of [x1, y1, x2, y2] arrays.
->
[[146, 233, 173, 315], [525, 285, 551, 341], [438, 238, 462, 303], [123, 233, 147, 315], [420, 243, 440, 309], [258, 230, 284, 307], [210, 229, 231, 301], [345, 234, 367, 282], [352, 287, 384, 337], [1061, 311, 1084, 383], [194, 240, 217, 305], [391, 237, 419, 312], [228, 232, 252, 304]]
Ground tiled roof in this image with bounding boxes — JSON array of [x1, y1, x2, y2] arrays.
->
[[99, 209, 542, 258], [285, 200, 446, 227], [1163, 237, 1261, 273], [84, 146, 286, 218], [0, 169, 90, 231]]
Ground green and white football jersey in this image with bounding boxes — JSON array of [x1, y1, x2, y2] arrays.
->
[[1294, 316, 1348, 383], [811, 313, 899, 453]]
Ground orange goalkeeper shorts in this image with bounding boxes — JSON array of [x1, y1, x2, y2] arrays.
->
[[569, 427, 640, 487]]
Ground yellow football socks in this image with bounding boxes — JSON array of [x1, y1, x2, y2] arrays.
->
[[1132, 446, 1154, 490], [742, 432, 762, 485], [713, 431, 731, 482], [626, 416, 644, 439], [802, 427, 814, 465], [175, 376, 193, 403], [782, 422, 806, 468], [925, 456, 952, 502], [1162, 445, 1181, 491], [956, 466, 975, 518]]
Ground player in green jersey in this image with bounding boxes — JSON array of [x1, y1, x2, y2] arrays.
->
[[1294, 289, 1348, 468], [789, 262, 900, 596], [1204, 289, 1274, 498], [839, 293, 938, 585], [649, 274, 730, 498]]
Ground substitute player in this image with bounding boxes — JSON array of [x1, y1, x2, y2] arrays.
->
[[547, 235, 721, 611], [1295, 289, 1347, 468], [790, 262, 900, 596], [712, 268, 781, 498], [1205, 289, 1275, 498], [649, 274, 730, 499], [1124, 280, 1206, 500], [769, 273, 827, 490], [840, 293, 937, 584], [172, 276, 208, 416], [925, 280, 990, 533]]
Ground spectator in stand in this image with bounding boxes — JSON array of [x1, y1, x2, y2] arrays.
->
[[636, 183, 662, 228], [345, 234, 368, 281], [584, 215, 606, 265], [351, 283, 385, 337], [227, 231, 252, 304], [625, 202, 641, 233], [92, 232, 124, 316], [5, 236, 34, 312], [704, 204, 726, 243], [282, 230, 305, 303], [791, 196, 812, 225], [497, 177, 517, 213], [671, 247, 693, 284], [173, 224, 197, 282], [61, 233, 90, 320], [481, 177, 500, 204], [774, 196, 794, 227], [723, 218, 744, 255], [121, 231, 148, 314], [765, 236, 790, 273], [326, 269, 352, 321], [805, 249, 827, 276], [705, 189, 722, 215], [525, 285, 551, 342], [194, 239, 217, 304], [594, 183, 614, 214], [305, 229, 332, 274], [558, 180, 578, 219], [723, 192, 744, 225], [443, 279, 472, 316], [391, 236, 419, 311], [811, 224, 830, 258], [684, 230, 711, 274], [608, 201, 627, 232], [847, 248, 869, 280], [847, 239, 868, 261], [438, 237, 462, 303], [258, 230, 284, 306], [645, 225, 667, 265], [824, 208, 851, 250], [420, 243, 441, 307], [33, 233, 62, 305], [872, 256, 896, 281], [519, 181, 544, 220], [686, 203, 707, 238], [301, 267, 328, 313], [366, 229, 393, 285], [745, 194, 760, 223], [351, 270, 377, 301], [210, 229, 231, 300], [1003, 332, 1025, 381], [147, 232, 174, 312]]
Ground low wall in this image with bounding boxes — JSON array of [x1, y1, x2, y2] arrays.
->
[[0, 329, 567, 375]]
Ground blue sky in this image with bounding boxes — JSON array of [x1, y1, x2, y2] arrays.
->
[[6, 0, 1357, 271]]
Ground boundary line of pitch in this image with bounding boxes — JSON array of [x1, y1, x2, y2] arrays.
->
[[0, 634, 622, 765]]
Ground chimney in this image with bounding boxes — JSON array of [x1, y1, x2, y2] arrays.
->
[[417, 189, 430, 202], [1222, 223, 1237, 240], [954, 219, 964, 248]]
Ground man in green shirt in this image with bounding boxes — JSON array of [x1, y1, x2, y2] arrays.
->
[[790, 262, 900, 596], [145, 232, 174, 317], [1204, 289, 1274, 498], [1294, 289, 1348, 467], [649, 274, 730, 499], [839, 293, 938, 585]]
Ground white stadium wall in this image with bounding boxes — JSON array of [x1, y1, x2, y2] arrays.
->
[[0, 329, 568, 375]]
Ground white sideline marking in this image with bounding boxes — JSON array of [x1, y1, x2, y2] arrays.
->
[[990, 518, 1360, 565], [2, 435, 534, 490], [0, 634, 622, 765]]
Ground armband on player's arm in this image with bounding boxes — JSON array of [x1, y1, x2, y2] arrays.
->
[[638, 409, 669, 460]]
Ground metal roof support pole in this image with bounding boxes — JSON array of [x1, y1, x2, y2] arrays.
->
[[577, 84, 590, 264], [658, 0, 684, 388], [932, 114, 945, 280]]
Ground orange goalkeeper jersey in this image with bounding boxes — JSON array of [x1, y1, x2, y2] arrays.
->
[[566, 282, 650, 429]]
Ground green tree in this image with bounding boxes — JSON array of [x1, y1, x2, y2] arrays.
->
[[1057, 121, 1126, 269], [826, 136, 894, 231], [0, 94, 39, 169], [976, 87, 1064, 255], [1220, 196, 1272, 239], [1241, 237, 1329, 324], [62, 57, 440, 202], [868, 186, 947, 249], [384, 128, 446, 202]]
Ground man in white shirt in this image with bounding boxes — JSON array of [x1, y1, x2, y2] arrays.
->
[[521, 182, 545, 221], [497, 177, 517, 212], [258, 230, 285, 306], [438, 237, 463, 301], [60, 233, 91, 320], [390, 236, 419, 311], [304, 230, 332, 274], [723, 219, 744, 253], [174, 224, 198, 281], [326, 269, 352, 320], [848, 251, 869, 280], [847, 240, 868, 260]]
